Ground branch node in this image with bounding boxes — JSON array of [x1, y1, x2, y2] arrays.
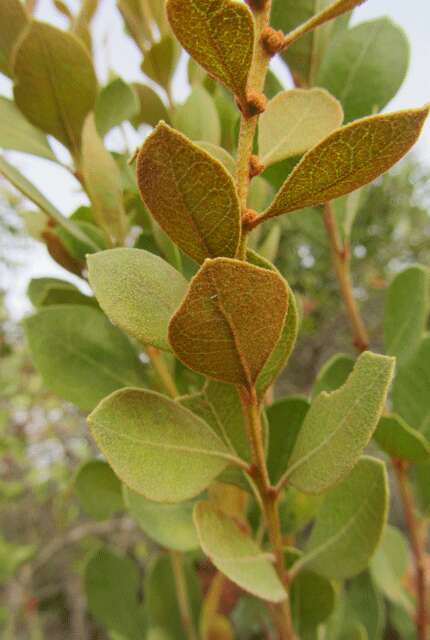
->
[[242, 208, 259, 231], [249, 154, 265, 178], [245, 0, 269, 12], [261, 26, 286, 57], [243, 91, 268, 119]]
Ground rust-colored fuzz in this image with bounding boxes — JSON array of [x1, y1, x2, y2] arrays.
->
[[244, 91, 268, 118], [245, 0, 269, 12], [242, 208, 259, 230], [249, 154, 265, 178], [261, 26, 286, 57]]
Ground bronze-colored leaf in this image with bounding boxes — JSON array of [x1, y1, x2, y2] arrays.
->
[[166, 0, 254, 100], [136, 122, 241, 263], [169, 258, 288, 389], [258, 107, 429, 224]]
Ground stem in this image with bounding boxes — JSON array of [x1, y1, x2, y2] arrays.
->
[[322, 202, 369, 352], [240, 388, 296, 640], [170, 552, 198, 640], [146, 346, 179, 398], [393, 460, 428, 640]]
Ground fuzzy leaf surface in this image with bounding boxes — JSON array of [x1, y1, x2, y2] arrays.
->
[[169, 258, 288, 388], [137, 123, 241, 263], [374, 414, 430, 463], [75, 460, 123, 520], [284, 352, 394, 494], [88, 389, 235, 503], [166, 0, 254, 100], [194, 502, 286, 603], [260, 107, 429, 222], [312, 353, 355, 398]]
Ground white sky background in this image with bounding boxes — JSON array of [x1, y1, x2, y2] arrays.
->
[[1, 0, 430, 316]]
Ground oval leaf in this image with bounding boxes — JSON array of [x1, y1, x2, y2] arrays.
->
[[374, 414, 430, 463], [88, 388, 237, 503], [137, 122, 241, 263], [166, 0, 254, 100], [169, 258, 289, 389], [194, 502, 286, 603], [75, 460, 123, 520], [95, 77, 140, 136], [0, 0, 29, 78], [0, 97, 56, 161], [88, 248, 188, 351]]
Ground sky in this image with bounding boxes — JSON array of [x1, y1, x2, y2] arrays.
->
[[1, 0, 430, 316]]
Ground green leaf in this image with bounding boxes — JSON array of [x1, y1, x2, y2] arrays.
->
[[81, 114, 128, 245], [291, 571, 335, 635], [345, 572, 386, 640], [295, 457, 388, 579], [75, 460, 123, 520], [136, 123, 241, 263], [167, 0, 254, 101], [27, 277, 96, 308], [95, 78, 140, 136], [259, 89, 343, 167], [55, 219, 109, 261], [257, 224, 282, 263], [124, 487, 199, 551], [131, 83, 170, 128], [85, 548, 144, 640], [24, 305, 147, 412], [0, 97, 56, 161], [283, 351, 394, 494], [393, 335, 430, 438], [384, 265, 429, 367], [194, 502, 286, 603], [88, 389, 237, 502], [141, 36, 180, 91], [370, 525, 411, 611], [195, 141, 236, 176], [0, 0, 29, 78], [317, 18, 410, 122], [13, 21, 97, 155], [259, 107, 429, 223], [169, 258, 288, 389], [279, 488, 323, 537], [266, 397, 310, 484], [173, 86, 221, 145], [374, 414, 430, 463], [88, 248, 188, 351], [312, 353, 355, 398]]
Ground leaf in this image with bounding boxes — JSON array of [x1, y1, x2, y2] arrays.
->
[[259, 89, 343, 167], [295, 457, 388, 579], [384, 265, 429, 368], [0, 97, 56, 161], [280, 489, 323, 537], [411, 460, 430, 517], [173, 86, 221, 145], [141, 36, 180, 91], [194, 502, 286, 603], [169, 258, 288, 389], [195, 142, 236, 176], [266, 397, 310, 484], [95, 78, 140, 136], [124, 486, 199, 551], [259, 107, 429, 223], [75, 460, 123, 520], [317, 18, 410, 122], [283, 352, 394, 494], [24, 305, 147, 412], [257, 224, 282, 263], [393, 335, 430, 438], [370, 525, 411, 611], [136, 123, 241, 263], [312, 353, 355, 398], [55, 219, 109, 261], [345, 572, 386, 640], [88, 248, 188, 351], [291, 571, 335, 635], [27, 277, 96, 308], [0, 0, 29, 78], [81, 114, 128, 245], [88, 389, 237, 503], [166, 0, 254, 100], [131, 83, 170, 128], [13, 21, 98, 155], [85, 548, 144, 640], [374, 414, 430, 464]]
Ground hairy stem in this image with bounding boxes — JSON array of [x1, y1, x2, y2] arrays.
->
[[322, 202, 369, 351], [146, 346, 179, 398], [170, 552, 198, 640], [394, 460, 428, 640]]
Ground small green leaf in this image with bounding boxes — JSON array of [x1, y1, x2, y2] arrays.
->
[[24, 305, 147, 411], [169, 258, 288, 389], [384, 265, 429, 367], [259, 107, 429, 223], [167, 0, 254, 101], [291, 571, 335, 635], [88, 389, 236, 503], [81, 114, 128, 245], [95, 78, 140, 136], [280, 488, 323, 537], [131, 83, 170, 128], [27, 277, 96, 308], [0, 97, 56, 161], [88, 248, 188, 351], [259, 89, 343, 167], [374, 414, 430, 463], [345, 572, 386, 640], [0, 0, 29, 78], [194, 502, 287, 603], [312, 353, 355, 398], [173, 86, 221, 145], [136, 123, 241, 263], [75, 460, 123, 520], [295, 457, 388, 579], [141, 36, 180, 91], [124, 487, 199, 551], [13, 21, 98, 155], [284, 351, 394, 494], [317, 18, 410, 122], [370, 525, 411, 611]]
